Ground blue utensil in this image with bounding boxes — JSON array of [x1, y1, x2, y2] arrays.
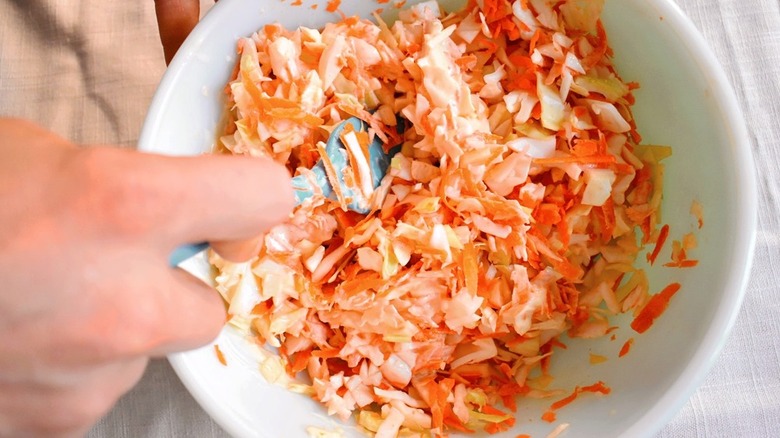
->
[[169, 116, 400, 266]]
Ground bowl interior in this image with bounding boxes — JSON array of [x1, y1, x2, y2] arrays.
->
[[140, 0, 756, 436]]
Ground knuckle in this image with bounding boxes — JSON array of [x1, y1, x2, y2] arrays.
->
[[68, 148, 162, 236]]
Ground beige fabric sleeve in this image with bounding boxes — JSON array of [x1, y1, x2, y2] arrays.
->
[[0, 0, 166, 146]]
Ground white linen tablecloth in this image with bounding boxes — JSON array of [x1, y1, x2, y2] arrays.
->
[[1, 0, 777, 437]]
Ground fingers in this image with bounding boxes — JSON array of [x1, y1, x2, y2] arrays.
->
[[1, 251, 227, 364], [144, 267, 227, 356], [154, 0, 201, 64], [145, 153, 294, 247], [62, 147, 294, 252]]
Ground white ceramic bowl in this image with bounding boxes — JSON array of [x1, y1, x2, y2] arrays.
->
[[139, 1, 757, 437]]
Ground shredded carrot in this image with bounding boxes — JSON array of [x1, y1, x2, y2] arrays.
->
[[691, 200, 704, 229], [549, 338, 568, 350], [618, 338, 634, 357], [529, 29, 543, 54], [664, 259, 699, 268], [647, 223, 670, 265], [599, 198, 617, 242], [541, 381, 610, 422], [549, 391, 580, 412], [581, 382, 611, 394], [665, 238, 699, 268], [326, 0, 341, 12], [631, 283, 682, 333], [533, 154, 617, 166], [214, 344, 227, 366]]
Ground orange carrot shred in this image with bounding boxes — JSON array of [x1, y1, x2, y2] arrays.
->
[[691, 200, 704, 229], [483, 405, 508, 417], [647, 223, 670, 265], [599, 197, 617, 242], [533, 155, 617, 166], [214, 345, 227, 366], [665, 236, 699, 268], [326, 0, 341, 12], [619, 338, 634, 357], [664, 259, 699, 268], [544, 380, 611, 423], [581, 381, 611, 394], [550, 389, 580, 411], [631, 283, 682, 333], [529, 29, 543, 54]]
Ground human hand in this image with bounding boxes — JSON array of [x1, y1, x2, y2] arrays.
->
[[155, 0, 204, 65], [0, 118, 293, 437]]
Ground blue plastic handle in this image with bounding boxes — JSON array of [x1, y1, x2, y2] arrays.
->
[[169, 242, 209, 266]]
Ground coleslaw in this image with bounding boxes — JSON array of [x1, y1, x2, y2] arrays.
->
[[210, 0, 675, 436]]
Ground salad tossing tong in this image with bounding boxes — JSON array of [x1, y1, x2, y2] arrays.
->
[[168, 116, 400, 266]]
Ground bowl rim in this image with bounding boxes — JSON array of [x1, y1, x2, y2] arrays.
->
[[139, 0, 758, 436]]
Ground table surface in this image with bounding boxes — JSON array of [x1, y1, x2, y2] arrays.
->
[[1, 0, 778, 437]]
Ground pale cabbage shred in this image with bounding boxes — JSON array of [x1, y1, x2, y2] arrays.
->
[[212, 0, 667, 436]]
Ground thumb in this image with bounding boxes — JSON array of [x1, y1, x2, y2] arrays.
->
[[139, 152, 296, 248], [65, 147, 295, 251]]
